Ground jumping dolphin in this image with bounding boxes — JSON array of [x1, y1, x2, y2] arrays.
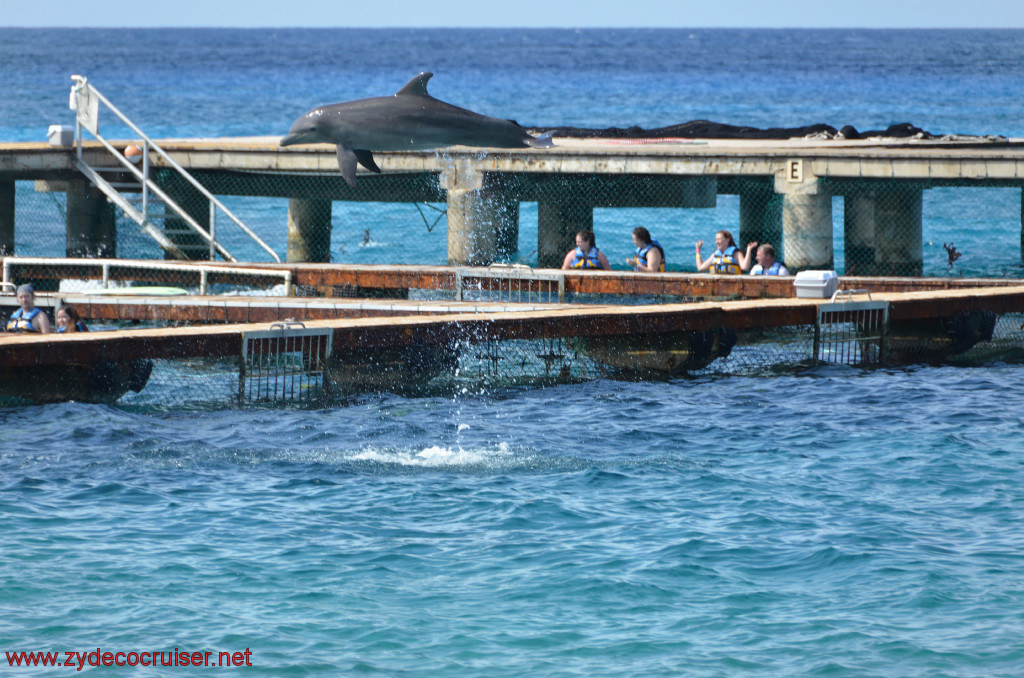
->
[[280, 72, 554, 187]]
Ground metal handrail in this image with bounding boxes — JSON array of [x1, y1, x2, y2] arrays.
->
[[69, 75, 282, 263], [1, 256, 292, 297]]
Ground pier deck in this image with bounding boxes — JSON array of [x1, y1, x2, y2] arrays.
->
[[5, 135, 1024, 271]]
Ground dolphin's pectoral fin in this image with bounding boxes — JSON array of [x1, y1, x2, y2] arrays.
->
[[395, 72, 434, 98], [336, 145, 359, 187], [528, 131, 556, 149], [354, 149, 381, 174]]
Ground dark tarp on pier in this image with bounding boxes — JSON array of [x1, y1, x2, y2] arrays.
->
[[530, 121, 933, 140]]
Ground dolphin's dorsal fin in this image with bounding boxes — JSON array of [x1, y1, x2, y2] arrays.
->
[[396, 72, 433, 97]]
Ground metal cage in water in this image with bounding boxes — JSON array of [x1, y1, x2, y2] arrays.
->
[[239, 323, 333, 405], [814, 291, 890, 366]]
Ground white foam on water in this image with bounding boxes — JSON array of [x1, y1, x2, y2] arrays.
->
[[350, 441, 517, 468]]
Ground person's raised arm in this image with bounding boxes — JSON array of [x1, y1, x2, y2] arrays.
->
[[695, 240, 714, 272], [738, 241, 758, 271]]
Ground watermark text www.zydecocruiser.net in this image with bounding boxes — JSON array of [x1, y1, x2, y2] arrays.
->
[[6, 647, 253, 671]]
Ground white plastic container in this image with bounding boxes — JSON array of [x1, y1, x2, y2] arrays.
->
[[793, 270, 839, 299], [48, 124, 74, 146]]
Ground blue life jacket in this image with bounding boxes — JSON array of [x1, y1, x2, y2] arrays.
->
[[711, 246, 742, 275], [635, 240, 666, 272], [571, 246, 603, 269], [752, 261, 787, 275], [7, 307, 44, 333]]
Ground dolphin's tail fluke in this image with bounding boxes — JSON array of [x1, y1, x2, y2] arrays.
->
[[527, 131, 556, 149]]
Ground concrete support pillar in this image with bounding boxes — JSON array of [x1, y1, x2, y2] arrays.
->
[[774, 166, 833, 271], [66, 178, 116, 258], [494, 192, 520, 260], [0, 181, 13, 255], [1020, 188, 1024, 265], [739, 187, 783, 255], [844, 187, 923, 276], [443, 166, 519, 266], [286, 198, 333, 263], [155, 170, 209, 260], [781, 189, 833, 272], [537, 192, 593, 269]]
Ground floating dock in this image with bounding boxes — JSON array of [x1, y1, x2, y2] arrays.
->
[[2, 264, 1022, 405]]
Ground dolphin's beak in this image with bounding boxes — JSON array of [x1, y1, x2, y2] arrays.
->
[[279, 133, 301, 147]]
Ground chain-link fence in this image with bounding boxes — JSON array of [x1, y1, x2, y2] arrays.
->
[[7, 173, 1024, 278]]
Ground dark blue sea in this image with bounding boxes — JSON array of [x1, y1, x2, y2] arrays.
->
[[3, 29, 1024, 677]]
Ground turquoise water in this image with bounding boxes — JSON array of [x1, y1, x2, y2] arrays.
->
[[4, 366, 1024, 675], [4, 28, 1024, 676]]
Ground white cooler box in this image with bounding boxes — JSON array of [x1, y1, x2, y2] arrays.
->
[[48, 124, 74, 146], [793, 270, 839, 299]]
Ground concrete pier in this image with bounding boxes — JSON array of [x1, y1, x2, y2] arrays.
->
[[0, 181, 13, 255], [845, 186, 923, 276], [287, 198, 332, 263], [537, 191, 593, 268], [779, 180, 834, 271], [737, 181, 783, 258], [154, 169, 209, 259], [443, 168, 520, 266], [5, 136, 1024, 272], [66, 177, 116, 257]]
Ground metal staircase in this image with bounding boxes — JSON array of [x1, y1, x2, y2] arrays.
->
[[68, 75, 281, 263]]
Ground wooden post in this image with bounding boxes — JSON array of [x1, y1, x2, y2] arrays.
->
[[287, 198, 333, 263]]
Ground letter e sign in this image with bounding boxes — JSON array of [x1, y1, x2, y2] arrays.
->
[[787, 159, 803, 183]]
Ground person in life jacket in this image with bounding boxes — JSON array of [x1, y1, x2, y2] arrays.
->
[[695, 230, 755, 275], [6, 283, 51, 333], [627, 227, 665, 272], [561, 230, 611, 271], [56, 304, 90, 333], [749, 243, 790, 275]]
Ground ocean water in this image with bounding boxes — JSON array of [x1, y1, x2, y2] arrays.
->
[[3, 28, 1024, 275], [3, 29, 1024, 677]]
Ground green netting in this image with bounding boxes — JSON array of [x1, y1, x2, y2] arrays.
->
[[7, 173, 1024, 278], [83, 310, 1024, 410]]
